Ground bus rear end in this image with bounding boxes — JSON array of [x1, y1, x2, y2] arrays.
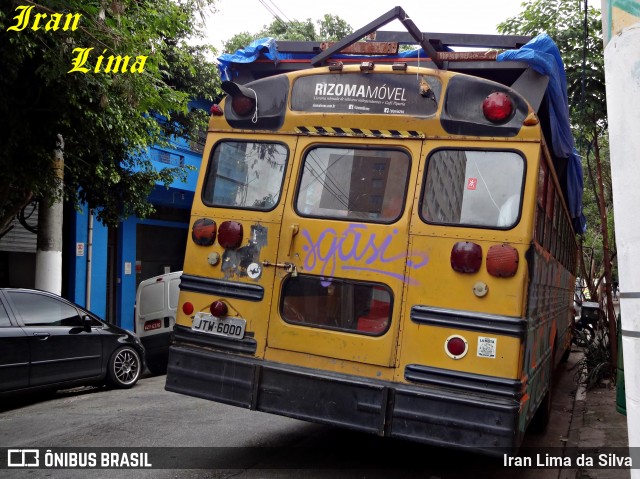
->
[[167, 23, 578, 455]]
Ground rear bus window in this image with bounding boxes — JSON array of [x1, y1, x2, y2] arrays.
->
[[202, 141, 288, 210], [421, 149, 525, 228], [296, 147, 410, 222], [281, 275, 392, 336]]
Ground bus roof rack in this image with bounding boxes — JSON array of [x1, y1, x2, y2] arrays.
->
[[217, 6, 534, 90], [215, 8, 585, 233], [310, 6, 444, 68]]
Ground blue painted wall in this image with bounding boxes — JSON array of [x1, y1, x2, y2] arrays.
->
[[117, 216, 137, 332], [67, 205, 108, 319], [66, 101, 209, 329]]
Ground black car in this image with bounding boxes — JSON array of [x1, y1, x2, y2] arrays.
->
[[0, 288, 145, 396]]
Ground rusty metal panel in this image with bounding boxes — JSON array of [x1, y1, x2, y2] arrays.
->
[[435, 51, 499, 62], [319, 41, 398, 55]]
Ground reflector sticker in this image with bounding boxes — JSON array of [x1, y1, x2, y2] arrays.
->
[[247, 262, 262, 279], [467, 178, 478, 190], [295, 126, 424, 138], [477, 336, 497, 358]]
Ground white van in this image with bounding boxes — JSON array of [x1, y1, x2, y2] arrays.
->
[[134, 271, 181, 374]]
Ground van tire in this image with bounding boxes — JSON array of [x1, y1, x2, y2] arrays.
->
[[146, 355, 168, 375]]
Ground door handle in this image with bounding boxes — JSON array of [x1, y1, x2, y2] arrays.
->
[[33, 332, 50, 340], [262, 261, 298, 277], [287, 223, 299, 257]]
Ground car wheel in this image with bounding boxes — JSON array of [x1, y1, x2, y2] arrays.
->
[[107, 346, 141, 388]]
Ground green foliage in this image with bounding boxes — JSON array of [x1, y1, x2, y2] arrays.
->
[[221, 14, 353, 53], [264, 18, 317, 41], [317, 14, 353, 41], [497, 0, 606, 140], [498, 1, 613, 293], [576, 327, 614, 390], [223, 32, 256, 56], [0, 0, 220, 230]]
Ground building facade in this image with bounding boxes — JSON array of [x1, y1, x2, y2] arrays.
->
[[0, 104, 208, 331]]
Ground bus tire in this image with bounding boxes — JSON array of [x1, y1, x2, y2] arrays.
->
[[560, 344, 571, 363], [529, 345, 556, 433]]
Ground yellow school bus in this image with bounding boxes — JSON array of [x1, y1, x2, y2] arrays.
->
[[166, 11, 579, 454]]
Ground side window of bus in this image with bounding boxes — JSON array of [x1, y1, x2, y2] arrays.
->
[[535, 159, 548, 245], [281, 274, 392, 336], [202, 141, 288, 210], [422, 150, 525, 229], [295, 147, 410, 222], [544, 181, 555, 251]]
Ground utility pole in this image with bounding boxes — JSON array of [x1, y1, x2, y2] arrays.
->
[[35, 135, 64, 295], [601, 2, 640, 476]]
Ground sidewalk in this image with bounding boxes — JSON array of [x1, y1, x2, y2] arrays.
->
[[568, 362, 630, 478]]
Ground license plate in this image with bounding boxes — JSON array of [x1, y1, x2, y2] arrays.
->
[[191, 312, 246, 340], [144, 319, 162, 331]]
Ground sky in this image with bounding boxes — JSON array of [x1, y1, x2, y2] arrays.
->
[[202, 0, 601, 52]]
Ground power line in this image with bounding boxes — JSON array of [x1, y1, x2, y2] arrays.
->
[[257, 0, 288, 26], [263, 0, 292, 23]]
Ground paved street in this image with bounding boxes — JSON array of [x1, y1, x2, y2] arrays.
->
[[0, 351, 595, 478]]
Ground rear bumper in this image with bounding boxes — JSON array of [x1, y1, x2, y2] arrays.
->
[[166, 328, 521, 455]]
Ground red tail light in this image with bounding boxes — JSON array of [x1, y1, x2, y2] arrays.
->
[[210, 300, 228, 317], [218, 221, 243, 249], [192, 218, 217, 246], [486, 244, 519, 277], [221, 81, 256, 117], [210, 104, 223, 116], [445, 335, 468, 359], [182, 302, 194, 315], [482, 92, 513, 123], [450, 242, 482, 274]]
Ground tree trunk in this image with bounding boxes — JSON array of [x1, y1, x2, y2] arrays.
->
[[593, 135, 617, 370], [35, 135, 64, 295]]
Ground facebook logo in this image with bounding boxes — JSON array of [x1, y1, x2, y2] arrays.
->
[[7, 449, 39, 467]]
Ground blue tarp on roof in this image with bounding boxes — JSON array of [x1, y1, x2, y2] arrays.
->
[[217, 34, 585, 233], [498, 33, 585, 233], [217, 38, 279, 81]]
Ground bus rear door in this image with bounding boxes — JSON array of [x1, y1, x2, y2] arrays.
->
[[264, 137, 425, 373]]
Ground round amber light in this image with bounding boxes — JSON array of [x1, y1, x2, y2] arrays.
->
[[192, 218, 217, 246]]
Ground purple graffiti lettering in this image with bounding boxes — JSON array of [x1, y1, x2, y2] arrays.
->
[[301, 223, 429, 284]]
